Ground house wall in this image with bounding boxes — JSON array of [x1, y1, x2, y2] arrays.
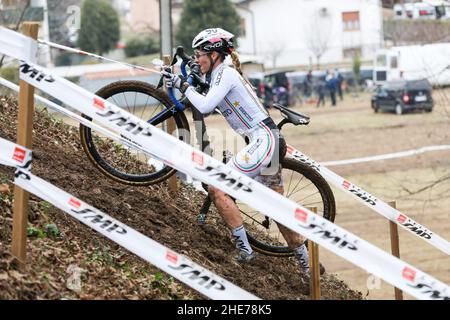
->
[[236, 0, 382, 69], [129, 0, 159, 33]]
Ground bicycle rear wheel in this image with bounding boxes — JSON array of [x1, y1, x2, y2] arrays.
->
[[79, 80, 190, 186], [238, 157, 336, 257]]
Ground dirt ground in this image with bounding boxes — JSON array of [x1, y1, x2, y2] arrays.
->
[[0, 95, 362, 300], [197, 89, 450, 300], [1, 86, 448, 300]]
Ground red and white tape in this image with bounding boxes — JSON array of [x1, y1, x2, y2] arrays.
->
[[286, 145, 450, 255], [0, 76, 156, 160], [11, 166, 258, 300], [322, 145, 450, 167], [37, 38, 161, 75], [0, 137, 32, 168], [0, 137, 256, 300], [1, 27, 449, 299]]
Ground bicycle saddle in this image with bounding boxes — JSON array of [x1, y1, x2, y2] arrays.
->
[[272, 103, 310, 125]]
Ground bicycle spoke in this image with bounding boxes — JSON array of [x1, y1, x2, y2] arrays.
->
[[287, 181, 314, 198], [297, 190, 320, 203], [286, 169, 295, 195], [240, 210, 265, 226], [122, 91, 130, 111], [132, 91, 137, 115], [286, 174, 305, 198], [111, 96, 121, 109], [301, 199, 324, 208]]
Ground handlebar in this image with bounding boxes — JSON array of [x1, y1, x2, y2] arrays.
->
[[166, 46, 207, 111], [166, 46, 192, 110]]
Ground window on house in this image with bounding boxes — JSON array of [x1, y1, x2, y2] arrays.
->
[[376, 54, 387, 67], [390, 56, 398, 69], [342, 11, 360, 31], [240, 18, 246, 38], [343, 47, 362, 59]]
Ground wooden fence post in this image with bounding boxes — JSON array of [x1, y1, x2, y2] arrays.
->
[[307, 206, 321, 300], [11, 22, 39, 265], [163, 55, 178, 193], [388, 200, 403, 300]]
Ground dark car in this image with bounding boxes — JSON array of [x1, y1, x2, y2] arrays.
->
[[247, 72, 265, 100], [263, 70, 293, 107], [285, 70, 328, 105], [247, 71, 289, 107], [339, 67, 374, 89], [371, 79, 433, 115]]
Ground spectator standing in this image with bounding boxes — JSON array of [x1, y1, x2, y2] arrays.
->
[[326, 71, 337, 107], [316, 78, 326, 108], [303, 70, 313, 103], [335, 68, 344, 101], [264, 80, 274, 108]]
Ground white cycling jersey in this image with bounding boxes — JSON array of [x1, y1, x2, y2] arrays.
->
[[184, 63, 269, 136], [185, 63, 283, 178]]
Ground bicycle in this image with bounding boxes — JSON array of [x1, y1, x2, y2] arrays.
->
[[79, 47, 336, 257]]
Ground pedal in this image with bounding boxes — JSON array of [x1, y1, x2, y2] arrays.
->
[[197, 213, 206, 226]]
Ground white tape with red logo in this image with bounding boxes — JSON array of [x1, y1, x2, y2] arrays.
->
[[11, 168, 258, 300], [322, 145, 450, 167], [14, 61, 450, 300], [286, 145, 450, 256], [0, 27, 37, 64], [0, 137, 32, 168], [0, 76, 155, 160], [1, 29, 449, 299]]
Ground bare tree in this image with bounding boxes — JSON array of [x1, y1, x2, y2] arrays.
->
[[305, 11, 332, 70], [265, 41, 285, 69]]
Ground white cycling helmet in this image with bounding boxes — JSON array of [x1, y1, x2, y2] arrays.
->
[[192, 28, 235, 55]]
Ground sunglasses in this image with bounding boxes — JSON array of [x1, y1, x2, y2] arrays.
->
[[193, 51, 209, 59]]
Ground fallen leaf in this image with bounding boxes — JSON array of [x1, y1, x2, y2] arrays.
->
[[0, 184, 9, 195], [0, 273, 9, 281]]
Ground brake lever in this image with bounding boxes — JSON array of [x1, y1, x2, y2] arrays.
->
[[157, 66, 173, 90], [157, 76, 164, 89], [176, 46, 192, 63]]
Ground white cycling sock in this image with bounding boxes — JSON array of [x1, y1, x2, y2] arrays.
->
[[294, 244, 310, 273], [231, 225, 253, 255]]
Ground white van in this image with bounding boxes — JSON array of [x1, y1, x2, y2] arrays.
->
[[425, 0, 450, 19], [412, 2, 437, 19], [373, 43, 450, 86]]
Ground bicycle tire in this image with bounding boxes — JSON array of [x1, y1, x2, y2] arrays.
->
[[79, 80, 190, 186], [241, 157, 336, 257]]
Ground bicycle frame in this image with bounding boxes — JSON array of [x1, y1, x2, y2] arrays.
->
[[146, 48, 193, 125]]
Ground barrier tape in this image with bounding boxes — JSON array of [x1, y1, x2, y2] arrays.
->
[[8, 165, 257, 300], [2, 75, 449, 172], [0, 137, 32, 168], [286, 145, 450, 255], [1, 28, 449, 299], [0, 76, 162, 163], [322, 145, 450, 167], [16, 173, 258, 300], [16, 61, 450, 300], [0, 27, 37, 64], [37, 39, 162, 75]]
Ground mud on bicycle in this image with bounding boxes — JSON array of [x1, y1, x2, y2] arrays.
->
[[78, 46, 336, 257]]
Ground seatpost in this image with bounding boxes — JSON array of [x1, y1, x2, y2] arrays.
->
[[277, 118, 289, 130]]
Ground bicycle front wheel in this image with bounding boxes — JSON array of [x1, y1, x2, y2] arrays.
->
[[238, 157, 336, 257], [79, 80, 190, 186]]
